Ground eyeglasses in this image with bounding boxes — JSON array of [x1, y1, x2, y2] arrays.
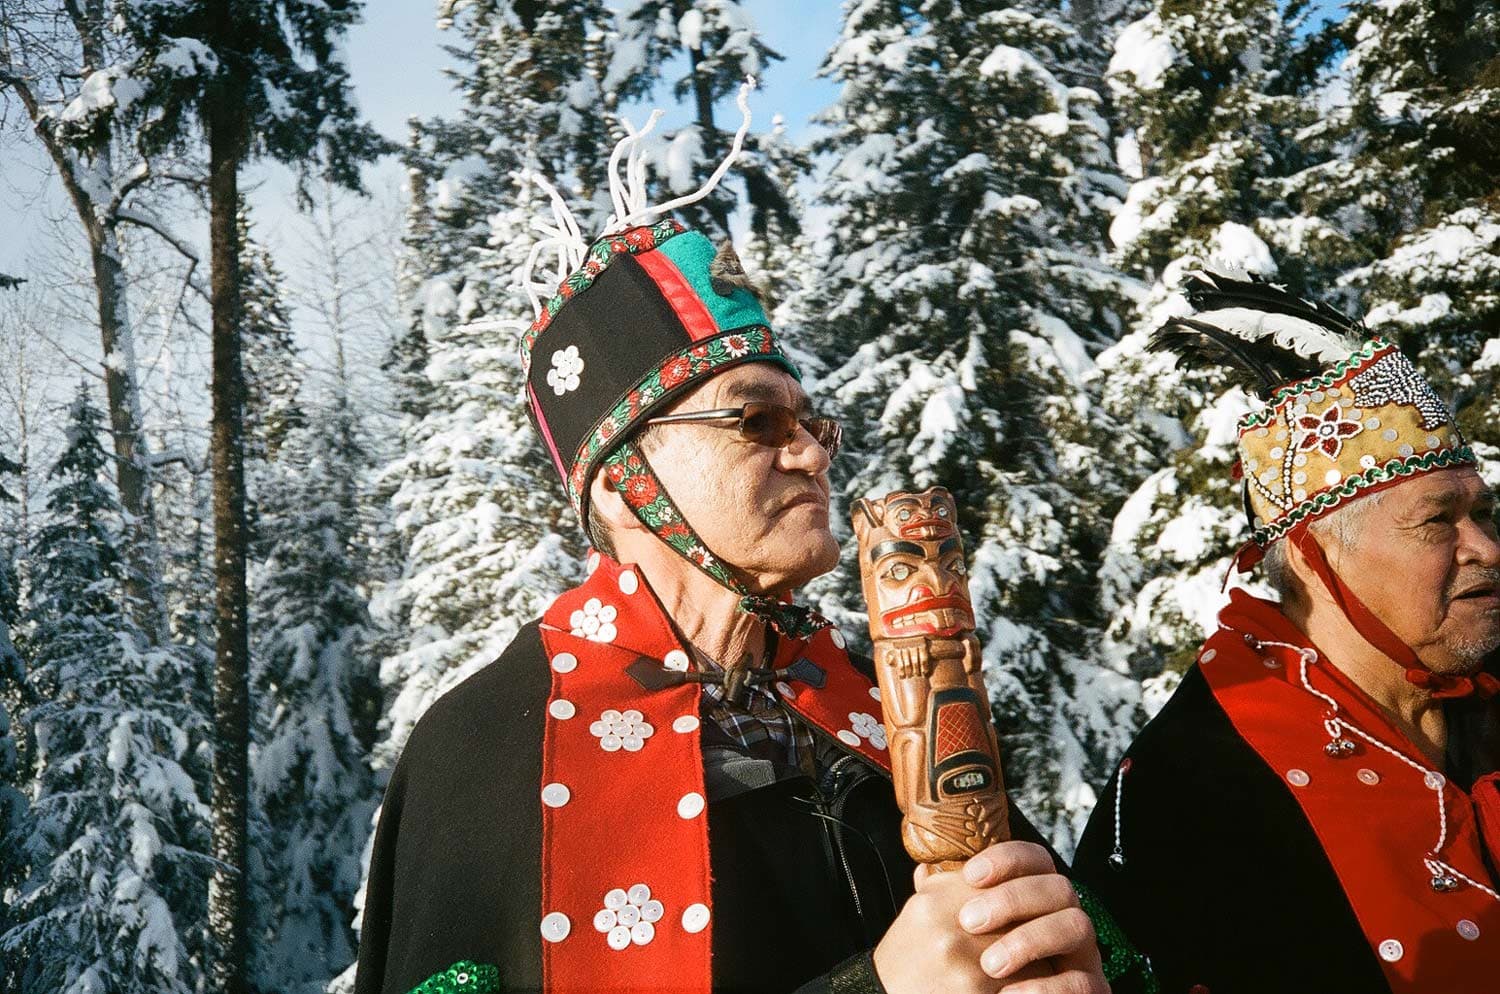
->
[[645, 402, 843, 458]]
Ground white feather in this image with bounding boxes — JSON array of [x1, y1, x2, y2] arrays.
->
[[1191, 307, 1357, 364]]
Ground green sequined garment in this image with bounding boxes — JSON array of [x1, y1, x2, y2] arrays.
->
[[1077, 881, 1159, 994], [405, 961, 498, 994]]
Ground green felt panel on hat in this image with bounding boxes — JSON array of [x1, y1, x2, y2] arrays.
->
[[657, 231, 770, 333]]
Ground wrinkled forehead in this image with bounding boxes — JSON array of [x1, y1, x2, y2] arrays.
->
[[674, 362, 811, 414], [1382, 466, 1494, 518]]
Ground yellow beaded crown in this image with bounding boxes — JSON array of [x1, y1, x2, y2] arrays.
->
[[1150, 272, 1475, 547], [1237, 339, 1473, 545]]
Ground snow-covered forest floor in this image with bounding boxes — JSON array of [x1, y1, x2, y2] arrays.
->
[[1, 0, 1497, 990]]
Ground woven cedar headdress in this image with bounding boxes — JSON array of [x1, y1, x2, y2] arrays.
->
[[1153, 273, 1490, 697], [516, 85, 823, 634]]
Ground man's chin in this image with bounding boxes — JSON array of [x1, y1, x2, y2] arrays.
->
[[1434, 627, 1500, 674], [757, 537, 840, 594]]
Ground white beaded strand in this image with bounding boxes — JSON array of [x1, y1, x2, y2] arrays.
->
[[606, 79, 757, 233], [515, 76, 759, 325], [1251, 635, 1500, 904], [1109, 759, 1129, 870]]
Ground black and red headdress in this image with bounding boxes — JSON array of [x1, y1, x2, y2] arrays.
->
[[515, 86, 818, 625]]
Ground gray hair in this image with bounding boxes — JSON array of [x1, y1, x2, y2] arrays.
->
[[1261, 489, 1385, 604]]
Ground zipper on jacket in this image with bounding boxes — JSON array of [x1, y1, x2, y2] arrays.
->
[[814, 752, 877, 926]]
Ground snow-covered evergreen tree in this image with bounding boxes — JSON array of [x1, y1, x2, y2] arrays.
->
[[380, 124, 437, 429], [1290, 0, 1500, 452], [802, 0, 1142, 849], [605, 0, 796, 237], [240, 204, 310, 562], [1106, 0, 1316, 280], [248, 387, 378, 994], [240, 206, 307, 470], [0, 450, 28, 987], [737, 115, 811, 324], [1092, 0, 1326, 694], [1, 387, 209, 994]]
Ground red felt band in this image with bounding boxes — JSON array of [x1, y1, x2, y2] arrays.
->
[[527, 381, 569, 484], [634, 249, 719, 343], [1289, 525, 1496, 700], [1222, 540, 1264, 592]]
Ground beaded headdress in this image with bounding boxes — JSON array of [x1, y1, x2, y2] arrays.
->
[[514, 84, 824, 633], [1151, 272, 1474, 548], [1154, 273, 1488, 697]]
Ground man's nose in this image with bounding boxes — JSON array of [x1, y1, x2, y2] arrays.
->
[[1459, 516, 1500, 568], [779, 423, 831, 475]]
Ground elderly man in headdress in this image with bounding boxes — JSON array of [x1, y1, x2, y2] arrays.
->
[[1073, 274, 1500, 992], [352, 100, 1149, 994]]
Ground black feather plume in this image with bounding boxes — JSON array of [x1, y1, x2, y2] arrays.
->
[[1148, 272, 1367, 398]]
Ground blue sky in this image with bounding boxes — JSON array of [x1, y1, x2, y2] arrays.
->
[[342, 1, 842, 143], [0, 2, 844, 279]]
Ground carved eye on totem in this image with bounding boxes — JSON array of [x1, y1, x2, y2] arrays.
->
[[935, 505, 949, 518], [945, 556, 967, 576], [897, 508, 913, 522], [884, 562, 916, 582]]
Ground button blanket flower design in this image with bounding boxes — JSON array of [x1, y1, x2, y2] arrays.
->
[[840, 711, 887, 750], [1295, 403, 1363, 458], [593, 883, 665, 951], [589, 708, 654, 752], [547, 345, 585, 396], [570, 597, 618, 642]]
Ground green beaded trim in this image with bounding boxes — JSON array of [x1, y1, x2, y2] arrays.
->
[[1238, 338, 1389, 429], [1253, 445, 1476, 546], [405, 961, 498, 994], [1076, 882, 1159, 993]]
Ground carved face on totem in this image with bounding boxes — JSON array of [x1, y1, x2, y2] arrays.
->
[[852, 488, 975, 640]]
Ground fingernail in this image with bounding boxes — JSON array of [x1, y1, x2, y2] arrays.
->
[[982, 947, 1010, 977], [962, 855, 990, 884], [958, 900, 986, 931]]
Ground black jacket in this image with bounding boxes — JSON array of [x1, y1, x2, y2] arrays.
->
[[355, 620, 1150, 994], [1072, 665, 1391, 994]]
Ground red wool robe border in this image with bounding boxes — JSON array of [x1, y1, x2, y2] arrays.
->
[[535, 554, 891, 993], [1199, 590, 1500, 992]]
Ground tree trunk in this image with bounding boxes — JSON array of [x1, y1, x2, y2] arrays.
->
[[206, 37, 251, 994], [6, 70, 170, 643], [89, 220, 169, 644]]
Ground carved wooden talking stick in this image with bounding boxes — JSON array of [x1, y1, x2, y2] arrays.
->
[[852, 487, 1010, 870]]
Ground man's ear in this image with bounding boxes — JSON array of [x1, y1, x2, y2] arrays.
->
[[1283, 533, 1327, 611], [590, 469, 650, 537]]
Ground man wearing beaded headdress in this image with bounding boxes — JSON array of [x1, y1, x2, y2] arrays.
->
[[352, 93, 1146, 994], [1073, 272, 1500, 992]]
